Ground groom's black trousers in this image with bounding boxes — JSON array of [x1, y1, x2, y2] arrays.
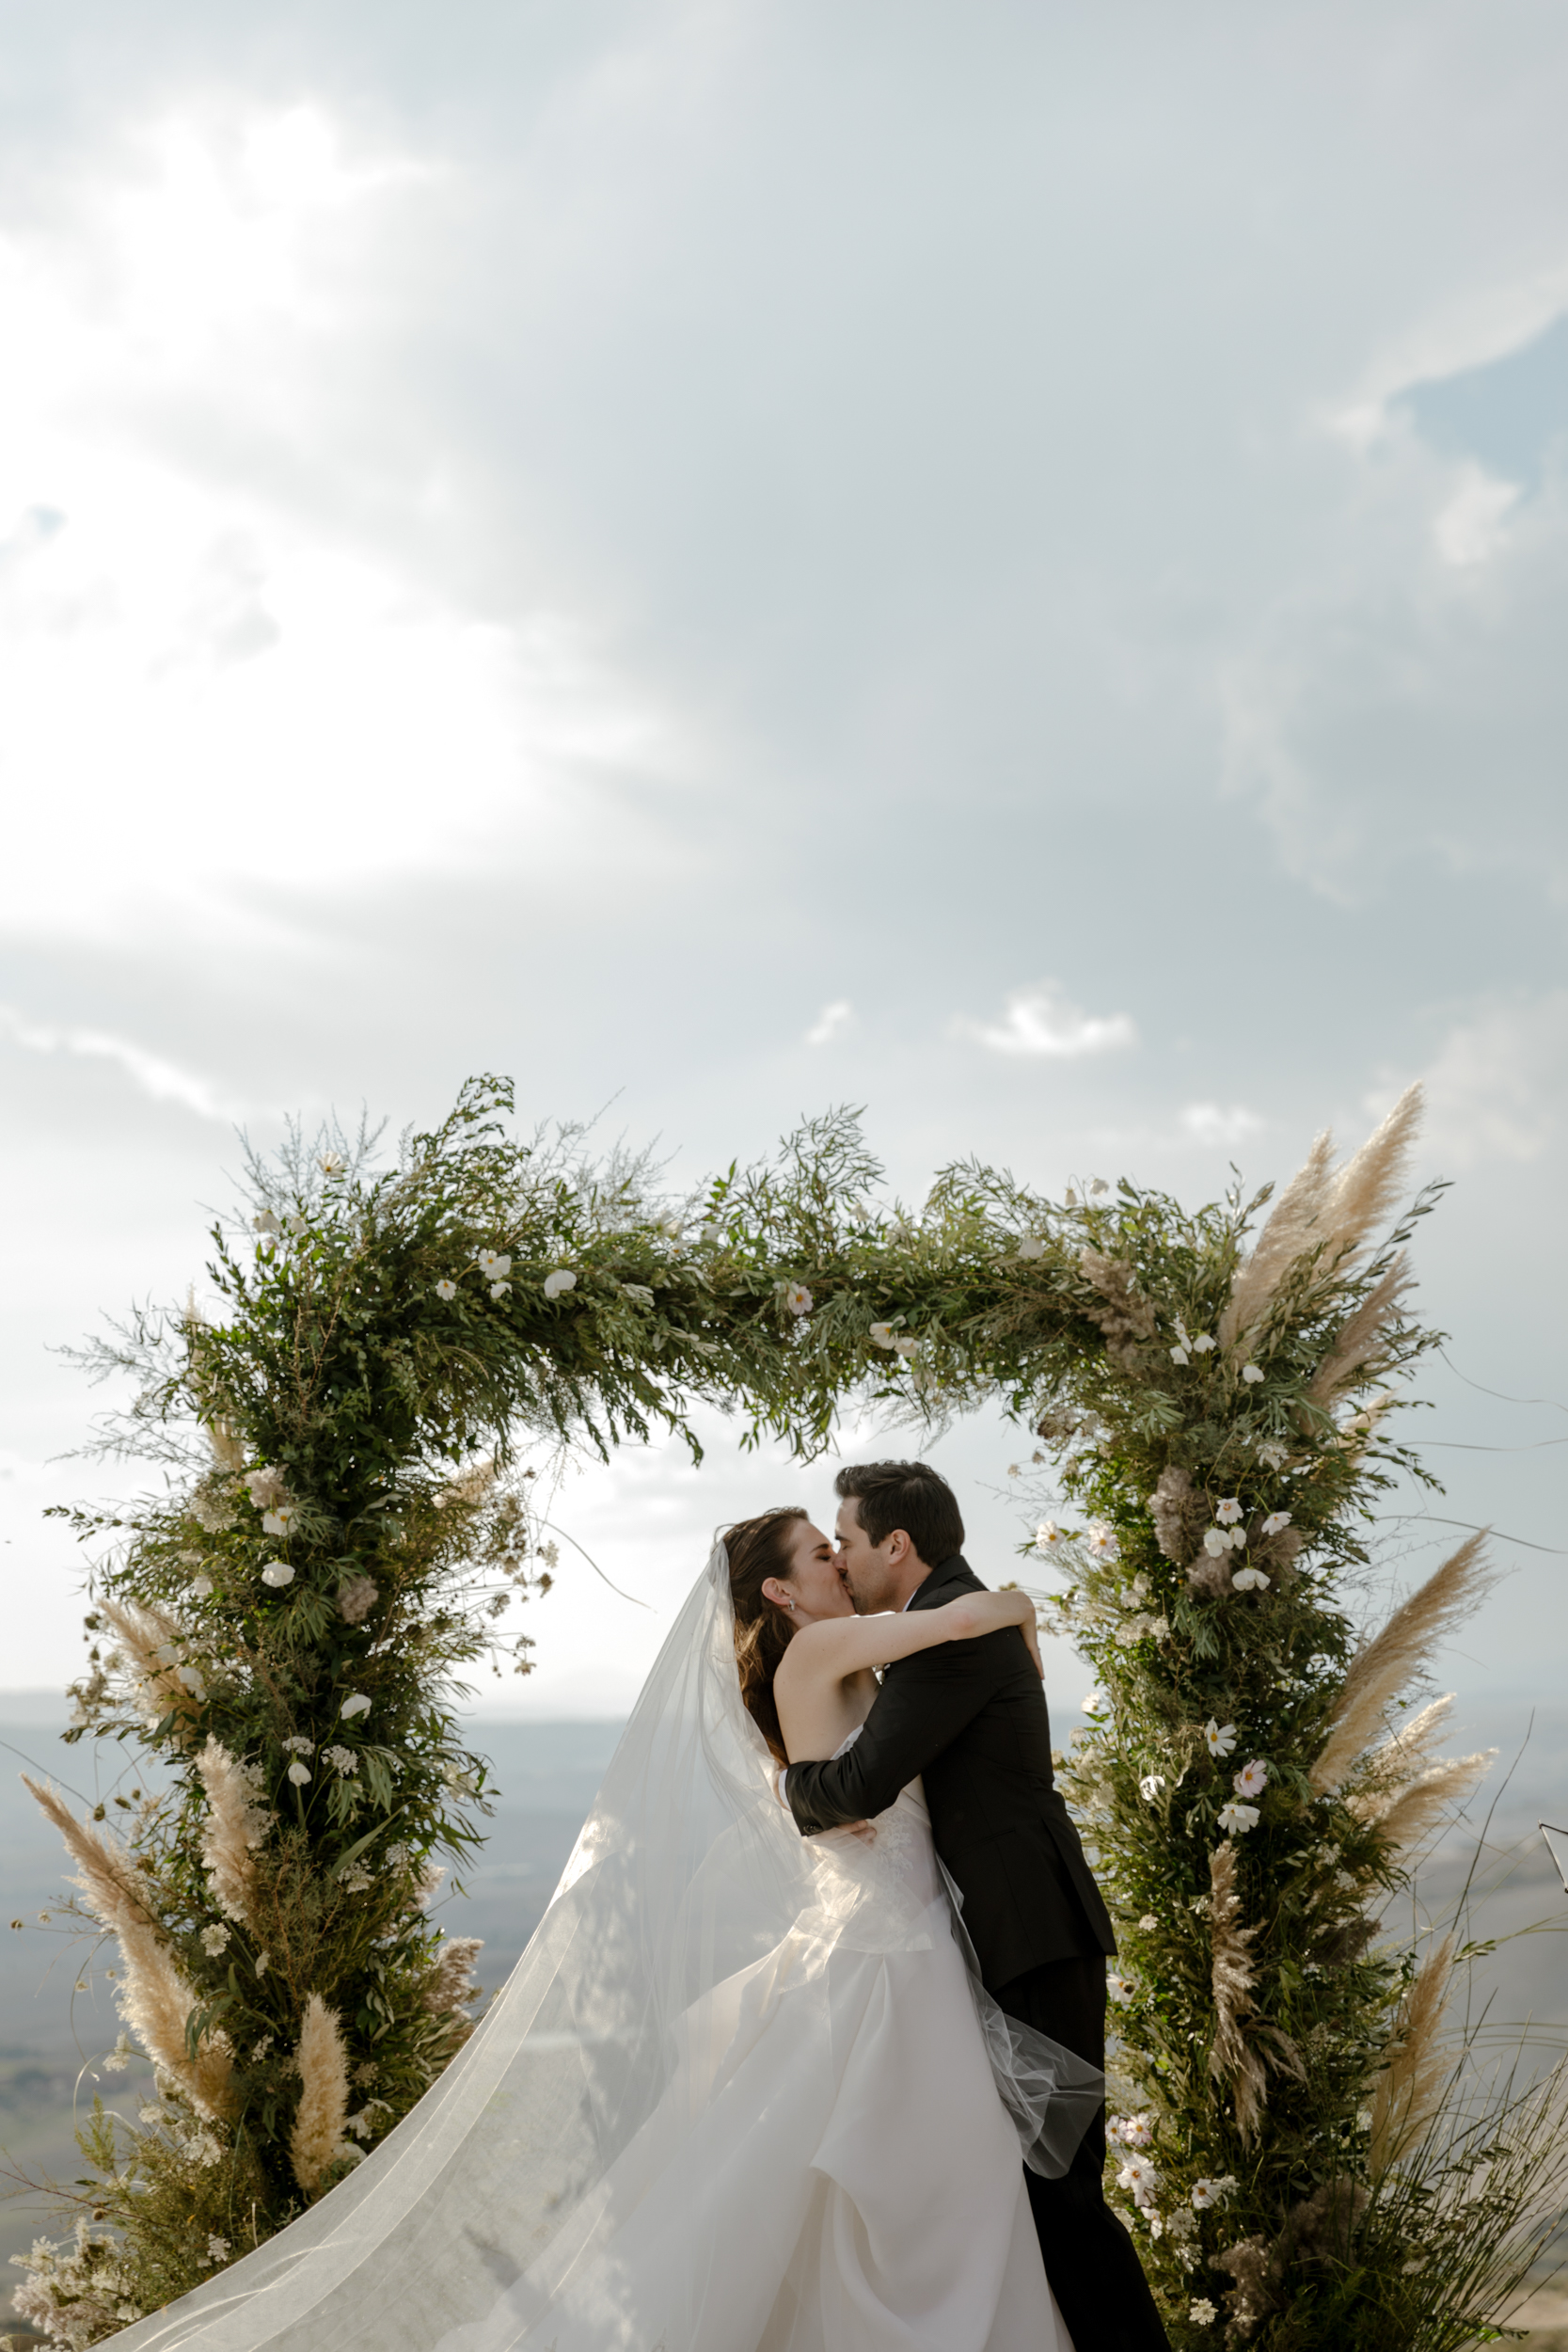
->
[[994, 1957, 1172, 2352]]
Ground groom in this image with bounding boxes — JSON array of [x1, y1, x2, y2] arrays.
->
[[784, 1459, 1171, 2352]]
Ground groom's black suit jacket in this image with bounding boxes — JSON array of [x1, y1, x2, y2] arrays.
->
[[785, 1554, 1116, 1991]]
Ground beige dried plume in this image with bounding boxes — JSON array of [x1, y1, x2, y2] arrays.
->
[[1077, 1249, 1158, 1369], [98, 1595, 202, 1743], [1217, 1126, 1337, 1351], [1219, 1085, 1423, 1355], [291, 1994, 352, 2195], [23, 1777, 235, 2121], [421, 1935, 484, 2015], [1370, 1935, 1455, 2171], [1209, 1838, 1268, 2138], [1373, 1753, 1495, 1862], [196, 1738, 275, 1926], [1318, 1084, 1424, 1273], [1307, 1254, 1414, 1406], [1309, 1535, 1494, 1796]]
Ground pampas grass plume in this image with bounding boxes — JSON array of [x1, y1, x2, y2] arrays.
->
[[291, 1994, 351, 2195], [1309, 1536, 1493, 1794], [1370, 1936, 1454, 2171], [1320, 1084, 1423, 1272], [1218, 1127, 1336, 1349], [1307, 1254, 1414, 1405], [23, 1776, 234, 2121], [196, 1737, 273, 1926], [1209, 1838, 1268, 2139]]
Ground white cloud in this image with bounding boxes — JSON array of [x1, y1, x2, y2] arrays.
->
[[0, 1004, 239, 1120], [1433, 466, 1520, 567], [1180, 1104, 1265, 1150], [1420, 991, 1568, 1167], [957, 983, 1135, 1059], [804, 999, 852, 1047]]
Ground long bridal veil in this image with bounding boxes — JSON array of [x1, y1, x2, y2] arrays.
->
[[103, 1545, 1102, 2352]]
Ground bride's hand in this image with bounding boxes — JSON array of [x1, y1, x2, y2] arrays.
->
[[820, 1820, 879, 1848]]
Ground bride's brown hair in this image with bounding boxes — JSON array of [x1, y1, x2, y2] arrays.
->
[[724, 1506, 807, 1766]]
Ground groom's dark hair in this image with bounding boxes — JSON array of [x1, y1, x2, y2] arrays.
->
[[834, 1460, 963, 1566]]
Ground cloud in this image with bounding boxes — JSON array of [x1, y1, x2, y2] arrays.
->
[[1420, 991, 1568, 1167], [956, 983, 1135, 1059], [1180, 1104, 1265, 1149], [0, 1004, 240, 1120], [804, 1000, 852, 1047]]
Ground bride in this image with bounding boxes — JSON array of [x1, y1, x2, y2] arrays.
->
[[103, 1509, 1102, 2352]]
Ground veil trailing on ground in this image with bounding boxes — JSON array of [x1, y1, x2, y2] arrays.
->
[[103, 1546, 1102, 2352]]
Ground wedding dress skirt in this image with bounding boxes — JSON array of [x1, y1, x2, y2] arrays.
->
[[102, 1554, 1092, 2352], [430, 1776, 1072, 2352]]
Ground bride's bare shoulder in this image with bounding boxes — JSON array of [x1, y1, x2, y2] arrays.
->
[[775, 1616, 863, 1684]]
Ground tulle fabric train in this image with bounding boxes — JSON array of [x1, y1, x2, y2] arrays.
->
[[100, 1549, 1099, 2351]]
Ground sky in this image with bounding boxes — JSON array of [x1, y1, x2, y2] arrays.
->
[[2, 0, 1566, 1737]]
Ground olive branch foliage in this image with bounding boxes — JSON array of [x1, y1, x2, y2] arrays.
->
[[13, 1076, 1566, 2348]]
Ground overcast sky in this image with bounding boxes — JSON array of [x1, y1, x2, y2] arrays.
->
[[2, 0, 1565, 1732]]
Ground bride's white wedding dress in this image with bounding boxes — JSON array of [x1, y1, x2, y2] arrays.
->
[[103, 1552, 1098, 2352]]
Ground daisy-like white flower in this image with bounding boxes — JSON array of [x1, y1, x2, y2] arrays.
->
[[1260, 1509, 1292, 1536], [1217, 1800, 1259, 1834], [1109, 2113, 1153, 2147], [1107, 1972, 1137, 2006], [286, 1760, 312, 1787], [784, 1281, 813, 1316], [1233, 1758, 1269, 1799], [1202, 1528, 1229, 1557], [1231, 1565, 1271, 1592], [1016, 1235, 1046, 1261], [658, 1216, 683, 1239], [1240, 1363, 1265, 1385], [176, 1666, 206, 1698], [200, 1923, 230, 1956], [340, 1692, 372, 1720], [1205, 1719, 1238, 1757], [253, 1209, 280, 1237], [1116, 2154, 1158, 2202], [260, 1563, 294, 1589], [543, 1269, 577, 1300], [1082, 1691, 1108, 1716], [1256, 1438, 1290, 1470], [892, 1335, 919, 1358], [1086, 1522, 1119, 1559], [1190, 1333, 1215, 1355], [489, 1280, 510, 1301], [1190, 2175, 1236, 2210], [286, 1212, 308, 1236], [1034, 1520, 1060, 1549], [1138, 1914, 1158, 1931], [1215, 1498, 1243, 1526], [868, 1321, 895, 1347], [320, 1152, 345, 1176], [261, 1504, 296, 1537], [435, 1279, 457, 1301], [1169, 1344, 1191, 1367], [1139, 1773, 1167, 1803], [476, 1250, 512, 1281], [1189, 2300, 1217, 2326]]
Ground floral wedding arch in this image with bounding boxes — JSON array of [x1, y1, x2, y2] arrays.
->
[[17, 1076, 1566, 2350]]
